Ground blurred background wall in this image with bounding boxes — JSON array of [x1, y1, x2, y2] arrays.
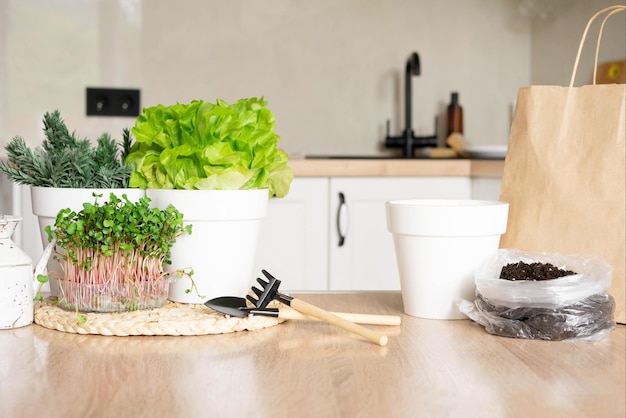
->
[[1, 0, 622, 160]]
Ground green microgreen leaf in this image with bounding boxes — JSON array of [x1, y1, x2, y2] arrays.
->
[[50, 192, 192, 281]]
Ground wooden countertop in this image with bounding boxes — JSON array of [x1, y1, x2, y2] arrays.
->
[[289, 158, 504, 177], [2, 292, 623, 417]]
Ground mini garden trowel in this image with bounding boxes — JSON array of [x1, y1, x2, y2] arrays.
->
[[205, 296, 401, 326]]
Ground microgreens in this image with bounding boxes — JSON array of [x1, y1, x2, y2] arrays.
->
[[46, 193, 191, 267], [34, 274, 48, 302], [45, 193, 195, 313]]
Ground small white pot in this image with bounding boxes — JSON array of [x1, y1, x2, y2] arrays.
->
[[386, 199, 509, 319], [30, 187, 145, 295], [146, 189, 269, 304]]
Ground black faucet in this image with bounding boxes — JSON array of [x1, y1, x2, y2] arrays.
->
[[385, 52, 438, 157]]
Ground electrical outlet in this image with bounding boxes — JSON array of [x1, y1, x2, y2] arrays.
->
[[86, 87, 140, 117]]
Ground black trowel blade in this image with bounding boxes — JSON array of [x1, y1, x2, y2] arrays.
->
[[204, 296, 249, 318]]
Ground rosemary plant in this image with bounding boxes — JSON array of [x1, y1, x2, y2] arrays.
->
[[45, 193, 194, 312], [0, 110, 132, 188]]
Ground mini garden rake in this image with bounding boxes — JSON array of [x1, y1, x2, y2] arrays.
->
[[247, 270, 388, 346]]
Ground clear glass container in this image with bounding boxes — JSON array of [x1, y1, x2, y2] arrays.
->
[[56, 278, 171, 313]]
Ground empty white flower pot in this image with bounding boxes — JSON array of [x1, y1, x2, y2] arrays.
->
[[386, 199, 509, 319]]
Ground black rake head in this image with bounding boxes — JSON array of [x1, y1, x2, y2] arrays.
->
[[246, 270, 282, 309]]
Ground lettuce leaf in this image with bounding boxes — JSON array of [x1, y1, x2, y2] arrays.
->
[[125, 97, 293, 197]]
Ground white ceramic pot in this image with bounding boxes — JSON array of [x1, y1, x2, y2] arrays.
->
[[386, 199, 509, 320], [146, 189, 269, 304], [30, 187, 145, 296], [0, 216, 33, 329]]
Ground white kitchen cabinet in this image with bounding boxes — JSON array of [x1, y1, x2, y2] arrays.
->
[[255, 175, 483, 291], [253, 178, 329, 291], [327, 177, 471, 291], [471, 177, 502, 201]]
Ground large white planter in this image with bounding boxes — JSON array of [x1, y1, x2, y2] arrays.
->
[[146, 189, 269, 304], [30, 187, 145, 296], [386, 199, 509, 320]]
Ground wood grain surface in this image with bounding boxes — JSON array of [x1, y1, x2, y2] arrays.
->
[[0, 292, 623, 418], [288, 158, 504, 177], [289, 159, 474, 177]]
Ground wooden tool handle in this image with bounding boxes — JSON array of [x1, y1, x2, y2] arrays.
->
[[290, 298, 389, 346], [279, 308, 401, 326]]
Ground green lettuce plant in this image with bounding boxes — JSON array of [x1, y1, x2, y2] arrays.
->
[[125, 97, 293, 197]]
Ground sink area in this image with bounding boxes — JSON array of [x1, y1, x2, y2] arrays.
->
[[304, 146, 506, 160], [383, 51, 438, 156], [304, 152, 461, 160]]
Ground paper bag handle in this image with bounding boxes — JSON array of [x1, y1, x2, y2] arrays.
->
[[569, 5, 625, 87]]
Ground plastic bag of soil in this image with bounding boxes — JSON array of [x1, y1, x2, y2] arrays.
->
[[457, 249, 615, 341]]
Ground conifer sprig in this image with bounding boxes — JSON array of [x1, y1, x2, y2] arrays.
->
[[0, 110, 132, 188]]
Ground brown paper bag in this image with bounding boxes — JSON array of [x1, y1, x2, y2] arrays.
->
[[499, 5, 626, 324]]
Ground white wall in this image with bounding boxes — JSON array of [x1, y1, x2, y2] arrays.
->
[[531, 0, 625, 86], [1, 0, 531, 160], [1, 0, 623, 161]]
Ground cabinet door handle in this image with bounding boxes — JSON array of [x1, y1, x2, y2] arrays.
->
[[336, 192, 348, 247]]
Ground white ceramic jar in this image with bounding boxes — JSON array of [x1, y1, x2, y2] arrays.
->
[[0, 215, 34, 329]]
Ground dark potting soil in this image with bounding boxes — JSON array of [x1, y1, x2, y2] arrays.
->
[[499, 261, 576, 281], [474, 292, 615, 341], [474, 260, 614, 340]]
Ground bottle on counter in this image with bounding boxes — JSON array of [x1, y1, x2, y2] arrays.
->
[[446, 92, 463, 139]]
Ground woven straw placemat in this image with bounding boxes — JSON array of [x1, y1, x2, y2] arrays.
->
[[34, 297, 283, 336]]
